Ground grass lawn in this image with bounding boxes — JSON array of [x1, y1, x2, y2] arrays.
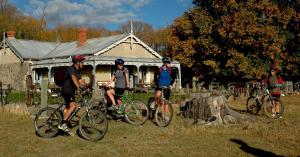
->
[[0, 95, 299, 157]]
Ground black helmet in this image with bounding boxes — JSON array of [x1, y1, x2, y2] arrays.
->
[[115, 58, 124, 65], [162, 57, 171, 63]]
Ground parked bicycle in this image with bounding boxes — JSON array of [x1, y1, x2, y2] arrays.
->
[[246, 85, 284, 118], [34, 88, 108, 141], [294, 82, 300, 94], [94, 85, 149, 125], [148, 86, 173, 127]]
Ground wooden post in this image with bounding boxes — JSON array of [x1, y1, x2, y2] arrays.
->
[[0, 82, 2, 105], [41, 79, 48, 108]]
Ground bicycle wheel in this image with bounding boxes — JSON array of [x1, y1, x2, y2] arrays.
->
[[92, 98, 107, 114], [79, 109, 108, 141], [264, 97, 284, 118], [246, 97, 260, 114], [155, 100, 173, 127], [34, 107, 62, 138], [125, 100, 149, 125]]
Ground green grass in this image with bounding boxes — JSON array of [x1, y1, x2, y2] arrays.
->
[[1, 95, 299, 157], [7, 90, 26, 103]]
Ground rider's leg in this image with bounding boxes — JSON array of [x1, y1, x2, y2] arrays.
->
[[64, 102, 76, 121], [106, 89, 116, 106], [154, 90, 162, 108], [115, 88, 125, 107]]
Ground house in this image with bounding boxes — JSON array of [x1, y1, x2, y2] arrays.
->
[[0, 30, 181, 91]]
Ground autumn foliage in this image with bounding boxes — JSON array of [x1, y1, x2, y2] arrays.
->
[[167, 0, 299, 81]]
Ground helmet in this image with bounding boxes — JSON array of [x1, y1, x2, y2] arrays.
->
[[72, 55, 86, 63], [115, 58, 124, 65], [162, 57, 171, 63]]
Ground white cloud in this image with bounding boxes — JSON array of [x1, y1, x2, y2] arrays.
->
[[21, 0, 152, 27]]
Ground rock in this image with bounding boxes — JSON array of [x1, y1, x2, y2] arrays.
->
[[223, 115, 237, 124]]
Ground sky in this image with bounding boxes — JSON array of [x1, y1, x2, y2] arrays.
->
[[10, 0, 193, 30]]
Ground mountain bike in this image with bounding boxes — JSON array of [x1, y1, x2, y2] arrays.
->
[[246, 85, 284, 118], [95, 85, 149, 125], [34, 88, 108, 141], [148, 86, 173, 127]]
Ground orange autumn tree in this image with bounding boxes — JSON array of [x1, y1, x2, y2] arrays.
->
[[167, 0, 299, 82]]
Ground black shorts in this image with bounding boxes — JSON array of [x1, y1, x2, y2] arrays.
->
[[156, 87, 171, 100], [62, 93, 75, 108], [115, 88, 125, 98]]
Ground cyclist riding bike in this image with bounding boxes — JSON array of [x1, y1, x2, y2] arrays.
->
[[104, 58, 130, 113], [150, 57, 176, 115], [58, 55, 87, 135], [263, 66, 284, 118]]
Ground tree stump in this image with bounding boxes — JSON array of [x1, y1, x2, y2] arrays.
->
[[180, 91, 250, 126]]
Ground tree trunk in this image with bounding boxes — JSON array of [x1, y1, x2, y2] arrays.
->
[[180, 91, 250, 125]]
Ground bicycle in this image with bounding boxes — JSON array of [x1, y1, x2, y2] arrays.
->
[[147, 86, 173, 127], [246, 85, 284, 118], [34, 88, 108, 141], [95, 85, 149, 125], [294, 82, 300, 94]]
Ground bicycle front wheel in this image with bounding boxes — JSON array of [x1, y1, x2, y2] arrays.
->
[[264, 97, 284, 118], [155, 100, 173, 127], [79, 109, 108, 141], [34, 107, 62, 138], [246, 97, 260, 114], [125, 100, 149, 125]]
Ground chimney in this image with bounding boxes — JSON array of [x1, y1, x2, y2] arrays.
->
[[77, 28, 87, 47], [7, 31, 16, 39]]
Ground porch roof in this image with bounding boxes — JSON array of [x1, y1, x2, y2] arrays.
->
[[31, 56, 180, 68]]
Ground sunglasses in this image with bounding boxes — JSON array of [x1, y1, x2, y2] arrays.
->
[[271, 70, 276, 72]]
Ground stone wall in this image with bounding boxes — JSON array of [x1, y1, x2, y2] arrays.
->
[[0, 63, 29, 91]]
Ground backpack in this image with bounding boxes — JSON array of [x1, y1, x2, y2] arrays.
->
[[159, 66, 172, 76], [54, 68, 67, 87], [157, 66, 177, 86]]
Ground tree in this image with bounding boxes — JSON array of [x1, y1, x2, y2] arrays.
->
[[167, 0, 299, 82]]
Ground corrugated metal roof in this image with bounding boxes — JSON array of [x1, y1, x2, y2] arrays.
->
[[5, 38, 56, 59], [5, 34, 129, 60], [43, 34, 128, 59]]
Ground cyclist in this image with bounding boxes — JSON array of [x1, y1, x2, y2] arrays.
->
[[264, 66, 284, 118], [104, 58, 130, 112], [150, 57, 176, 116], [58, 55, 87, 135]]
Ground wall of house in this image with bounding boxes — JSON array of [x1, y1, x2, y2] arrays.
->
[[101, 42, 157, 59], [0, 62, 29, 91], [0, 48, 21, 64], [95, 66, 111, 85]]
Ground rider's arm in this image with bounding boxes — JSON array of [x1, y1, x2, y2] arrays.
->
[[105, 75, 115, 86], [71, 74, 80, 89], [78, 79, 87, 88]]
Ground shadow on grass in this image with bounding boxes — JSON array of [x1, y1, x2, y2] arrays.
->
[[230, 139, 284, 157]]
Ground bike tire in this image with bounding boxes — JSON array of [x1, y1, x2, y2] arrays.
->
[[264, 97, 284, 119], [155, 100, 173, 127], [79, 109, 108, 141], [34, 107, 62, 138], [125, 100, 149, 125], [246, 96, 260, 114], [92, 98, 107, 114]]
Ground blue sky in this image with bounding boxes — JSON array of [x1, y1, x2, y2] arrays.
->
[[10, 0, 193, 30]]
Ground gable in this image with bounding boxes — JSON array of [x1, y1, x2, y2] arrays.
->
[[100, 42, 157, 59], [96, 34, 161, 59], [0, 48, 21, 64]]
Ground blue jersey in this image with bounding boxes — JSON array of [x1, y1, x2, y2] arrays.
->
[[158, 67, 172, 87]]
